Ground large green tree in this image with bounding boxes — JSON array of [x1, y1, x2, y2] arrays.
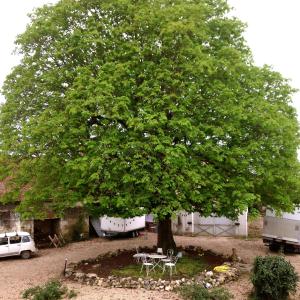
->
[[1, 0, 300, 251]]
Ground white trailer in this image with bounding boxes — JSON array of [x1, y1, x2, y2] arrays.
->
[[91, 216, 145, 237], [262, 209, 300, 252]]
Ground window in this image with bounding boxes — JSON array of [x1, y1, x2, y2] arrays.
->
[[9, 236, 21, 244], [0, 237, 8, 246], [22, 236, 30, 243]]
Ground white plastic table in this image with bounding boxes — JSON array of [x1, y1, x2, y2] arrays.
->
[[147, 254, 167, 270]]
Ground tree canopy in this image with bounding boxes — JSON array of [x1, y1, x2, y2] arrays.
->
[[0, 0, 299, 230]]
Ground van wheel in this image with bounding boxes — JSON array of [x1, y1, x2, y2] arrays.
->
[[21, 251, 31, 259]]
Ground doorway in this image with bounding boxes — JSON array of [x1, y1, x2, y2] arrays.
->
[[34, 218, 60, 248]]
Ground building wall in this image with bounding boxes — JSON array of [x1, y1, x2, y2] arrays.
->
[[172, 211, 248, 237], [0, 205, 23, 232], [20, 220, 34, 235], [59, 208, 89, 241]]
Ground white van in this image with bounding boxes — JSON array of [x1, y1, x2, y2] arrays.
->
[[0, 232, 37, 259]]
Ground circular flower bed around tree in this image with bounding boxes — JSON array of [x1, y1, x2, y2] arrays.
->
[[65, 245, 240, 291]]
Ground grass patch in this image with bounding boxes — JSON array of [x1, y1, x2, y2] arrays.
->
[[112, 256, 208, 279]]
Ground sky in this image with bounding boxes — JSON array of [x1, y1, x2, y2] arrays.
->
[[0, 0, 299, 119]]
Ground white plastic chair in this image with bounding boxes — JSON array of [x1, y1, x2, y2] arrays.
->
[[157, 247, 163, 254], [161, 248, 174, 264], [163, 252, 181, 276], [140, 255, 154, 276]]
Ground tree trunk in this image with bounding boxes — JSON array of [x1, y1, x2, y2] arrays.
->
[[157, 217, 177, 254]]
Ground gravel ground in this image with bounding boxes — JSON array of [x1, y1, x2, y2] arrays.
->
[[0, 231, 299, 300]]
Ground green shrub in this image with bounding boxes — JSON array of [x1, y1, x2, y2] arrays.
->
[[22, 280, 75, 300], [251, 255, 298, 300], [179, 284, 233, 300]]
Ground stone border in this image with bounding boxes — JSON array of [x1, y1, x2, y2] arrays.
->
[[64, 246, 240, 291]]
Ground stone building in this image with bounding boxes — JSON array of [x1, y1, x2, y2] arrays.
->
[[0, 181, 89, 247]]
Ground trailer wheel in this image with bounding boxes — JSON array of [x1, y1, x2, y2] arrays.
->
[[131, 231, 139, 238], [269, 243, 280, 252], [283, 244, 294, 253]]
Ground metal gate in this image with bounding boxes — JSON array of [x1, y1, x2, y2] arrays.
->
[[194, 223, 236, 236]]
